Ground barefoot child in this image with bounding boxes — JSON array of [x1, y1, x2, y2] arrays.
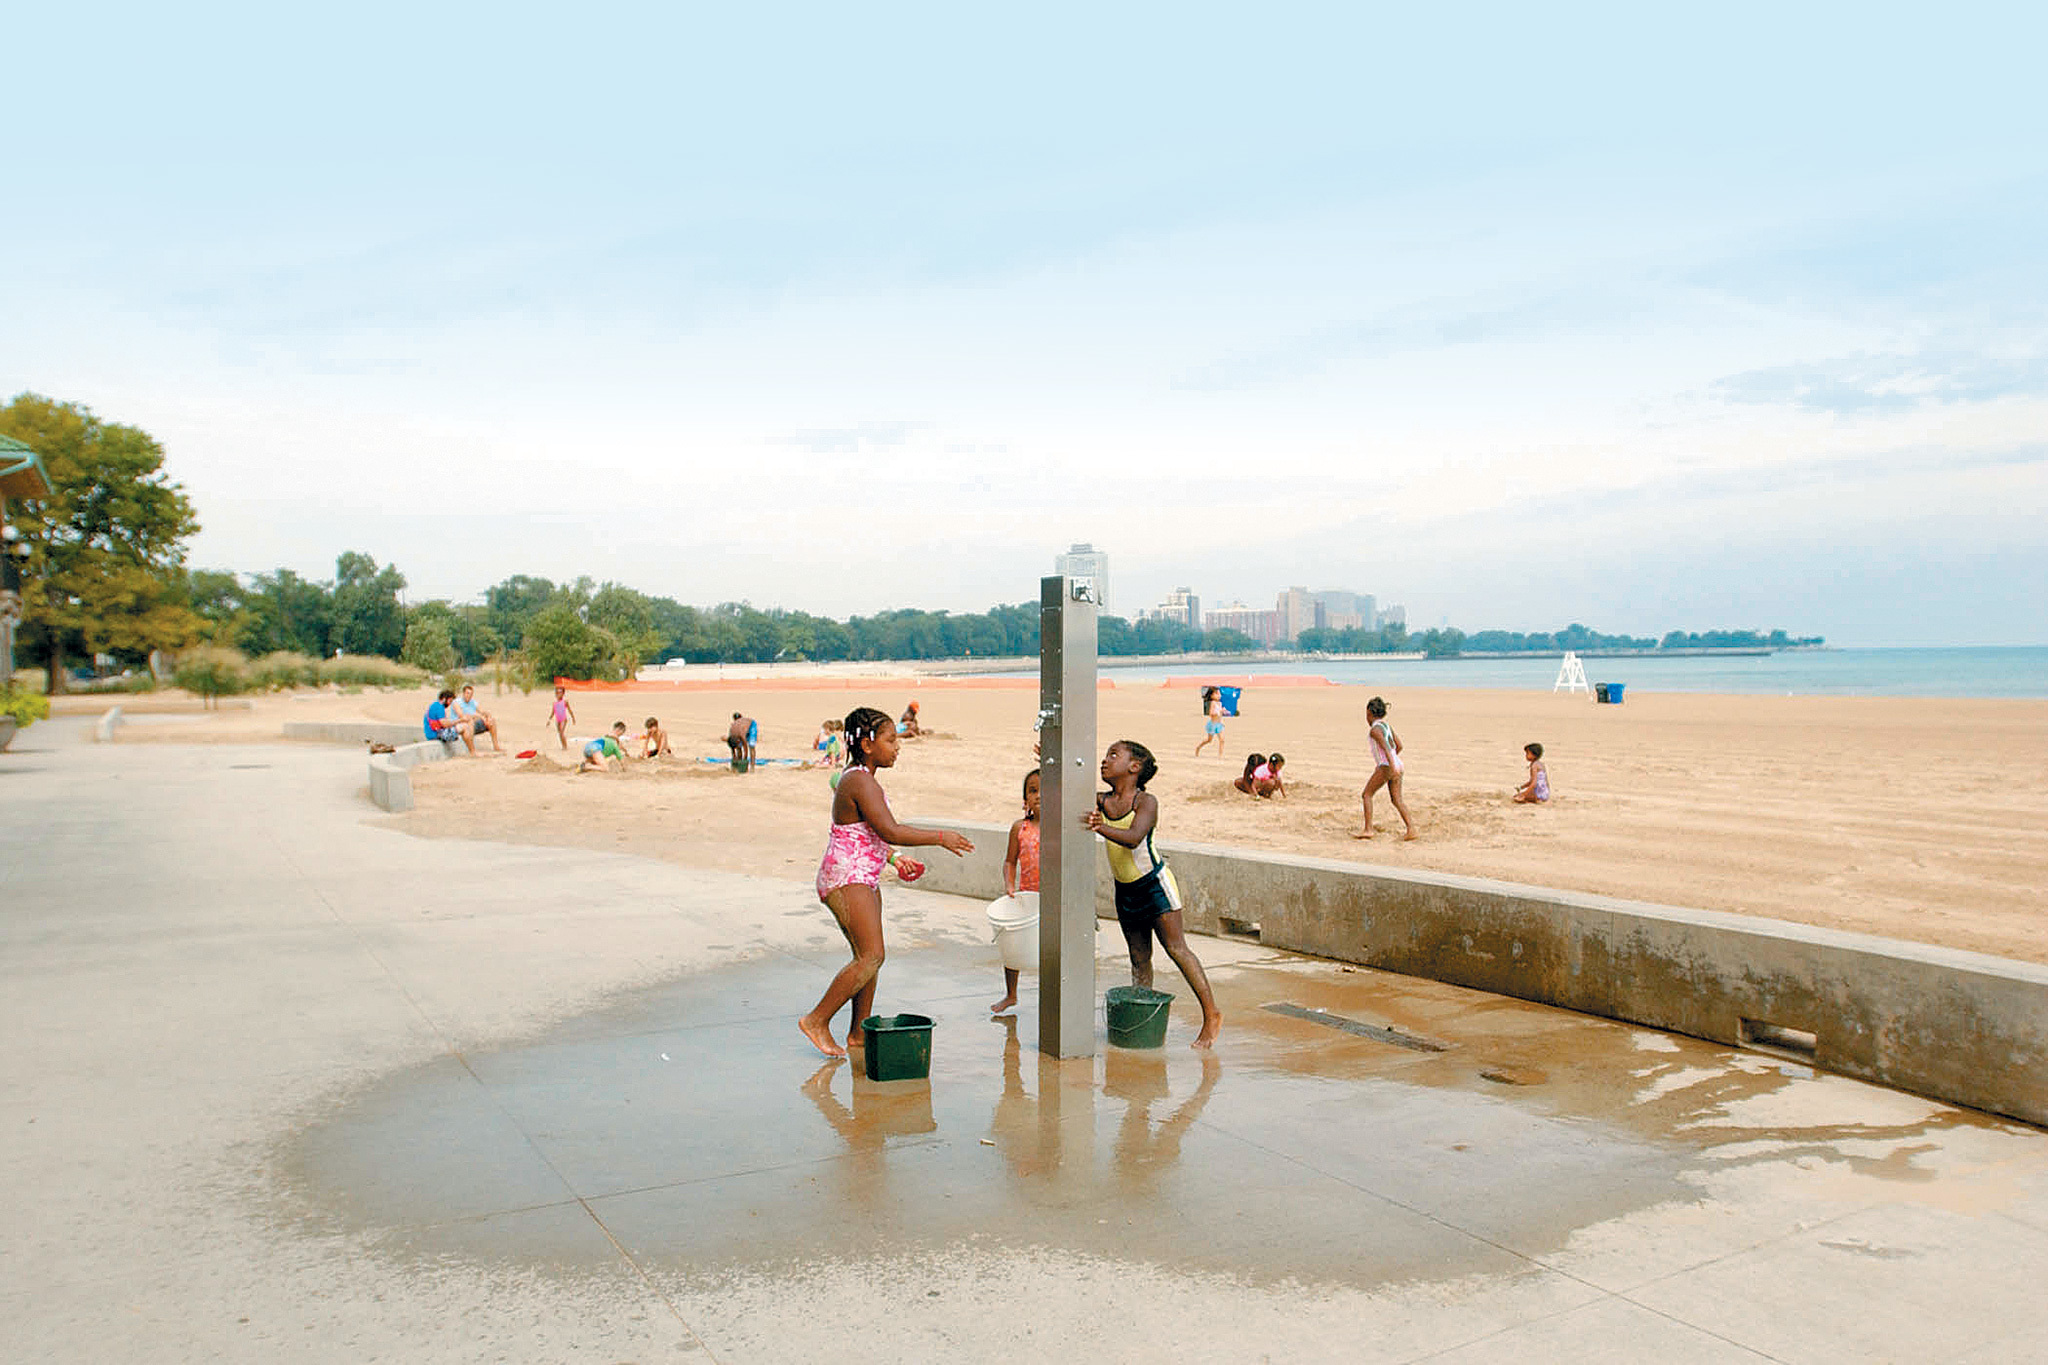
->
[[643, 716, 673, 759], [991, 768, 1041, 1015], [1513, 742, 1550, 803], [1357, 696, 1418, 840], [1232, 753, 1267, 795], [549, 685, 575, 750], [1193, 687, 1226, 758], [579, 721, 630, 772], [799, 707, 974, 1059], [1084, 740, 1223, 1048], [1253, 752, 1286, 799]]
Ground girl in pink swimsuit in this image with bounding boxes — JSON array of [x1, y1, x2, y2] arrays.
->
[[1357, 695, 1418, 840], [799, 706, 975, 1059]]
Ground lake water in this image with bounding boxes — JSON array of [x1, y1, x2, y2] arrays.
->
[[1094, 647, 2048, 699]]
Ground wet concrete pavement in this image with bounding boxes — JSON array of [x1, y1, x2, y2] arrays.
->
[[6, 722, 2048, 1362]]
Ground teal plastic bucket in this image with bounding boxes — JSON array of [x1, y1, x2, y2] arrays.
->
[[862, 1013, 934, 1081], [1106, 986, 1174, 1049]]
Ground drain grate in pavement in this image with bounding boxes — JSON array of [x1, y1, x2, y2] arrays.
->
[[1263, 1003, 1449, 1052]]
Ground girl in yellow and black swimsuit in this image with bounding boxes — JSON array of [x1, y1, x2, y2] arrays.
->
[[1084, 739, 1223, 1049]]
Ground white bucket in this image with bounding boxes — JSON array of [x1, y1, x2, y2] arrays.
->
[[987, 892, 1039, 972]]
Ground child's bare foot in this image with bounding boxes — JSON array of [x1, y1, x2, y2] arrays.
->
[[1354, 827, 1375, 840], [1193, 1013, 1223, 1049], [844, 1031, 865, 1052], [990, 994, 1017, 1015], [1402, 829, 1419, 841], [798, 1016, 845, 1058]]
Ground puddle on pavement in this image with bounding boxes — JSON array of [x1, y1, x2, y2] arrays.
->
[[274, 942, 2002, 1290]]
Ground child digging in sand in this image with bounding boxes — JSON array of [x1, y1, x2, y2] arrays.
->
[[579, 722, 631, 772], [1084, 740, 1223, 1049], [991, 768, 1041, 1015], [1357, 696, 1418, 840], [799, 706, 974, 1059], [1513, 742, 1551, 803], [1232, 752, 1286, 798]]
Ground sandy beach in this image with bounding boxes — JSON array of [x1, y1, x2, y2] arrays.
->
[[89, 678, 2048, 964]]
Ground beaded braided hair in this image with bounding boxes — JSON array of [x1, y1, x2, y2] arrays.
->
[[1116, 739, 1159, 789], [842, 706, 893, 770]]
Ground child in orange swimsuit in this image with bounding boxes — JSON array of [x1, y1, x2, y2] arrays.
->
[[799, 706, 974, 1059], [991, 768, 1041, 1015]]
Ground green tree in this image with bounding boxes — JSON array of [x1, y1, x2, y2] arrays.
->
[[328, 551, 408, 658], [524, 604, 621, 682], [184, 569, 252, 647], [587, 583, 662, 664], [0, 394, 202, 691], [400, 617, 457, 673], [242, 568, 333, 657]]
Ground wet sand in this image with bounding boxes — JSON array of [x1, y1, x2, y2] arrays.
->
[[101, 679, 2048, 963]]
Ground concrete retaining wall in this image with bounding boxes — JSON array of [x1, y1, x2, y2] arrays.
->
[[367, 740, 456, 814], [284, 720, 426, 747], [912, 817, 2048, 1127], [94, 706, 124, 743]]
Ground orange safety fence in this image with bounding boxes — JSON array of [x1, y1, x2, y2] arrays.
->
[[1161, 675, 1338, 688], [556, 675, 1118, 693]]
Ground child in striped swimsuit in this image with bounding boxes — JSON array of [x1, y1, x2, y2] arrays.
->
[[799, 706, 975, 1060]]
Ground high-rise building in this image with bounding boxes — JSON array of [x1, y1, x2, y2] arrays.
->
[[1378, 603, 1406, 629], [1202, 602, 1283, 647], [1310, 590, 1377, 633], [1277, 586, 1317, 642], [1054, 543, 1110, 610], [1140, 587, 1200, 628]]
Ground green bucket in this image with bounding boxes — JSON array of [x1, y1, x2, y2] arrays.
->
[[1106, 986, 1174, 1049], [862, 1013, 934, 1081]]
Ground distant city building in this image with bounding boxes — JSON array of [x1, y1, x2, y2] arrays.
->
[[1379, 603, 1406, 629], [1140, 586, 1200, 628], [1278, 586, 1316, 642], [1310, 589, 1377, 633], [1202, 602, 1283, 647], [1054, 543, 1110, 610]]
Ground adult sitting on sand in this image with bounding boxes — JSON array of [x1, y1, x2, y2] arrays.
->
[[423, 689, 476, 755], [455, 684, 503, 754]]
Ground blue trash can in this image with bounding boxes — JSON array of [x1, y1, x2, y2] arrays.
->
[[1218, 685, 1242, 717]]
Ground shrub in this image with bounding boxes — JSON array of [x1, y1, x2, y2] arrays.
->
[[122, 672, 158, 694], [10, 668, 48, 694], [249, 651, 320, 690], [173, 647, 253, 707], [317, 654, 427, 689], [1, 687, 50, 728], [401, 618, 458, 674]]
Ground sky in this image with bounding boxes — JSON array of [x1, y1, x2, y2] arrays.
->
[[5, 2, 2044, 645]]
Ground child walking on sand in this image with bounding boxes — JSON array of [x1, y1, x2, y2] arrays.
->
[[799, 706, 974, 1059], [1085, 740, 1223, 1048], [1513, 742, 1550, 804], [549, 685, 575, 750], [991, 768, 1041, 1015], [1357, 696, 1417, 840]]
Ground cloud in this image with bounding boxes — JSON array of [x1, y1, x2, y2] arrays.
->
[[1708, 353, 2048, 415], [777, 421, 931, 453]]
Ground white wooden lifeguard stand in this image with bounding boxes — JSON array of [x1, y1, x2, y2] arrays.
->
[[1554, 650, 1591, 696]]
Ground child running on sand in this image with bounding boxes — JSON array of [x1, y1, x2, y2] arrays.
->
[[1084, 740, 1223, 1048], [799, 706, 974, 1059], [549, 685, 575, 750], [1513, 742, 1550, 804], [1194, 687, 1226, 758], [991, 768, 1041, 1015], [1357, 696, 1417, 840]]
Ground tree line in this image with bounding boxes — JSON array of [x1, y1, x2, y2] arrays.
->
[[0, 393, 1823, 691]]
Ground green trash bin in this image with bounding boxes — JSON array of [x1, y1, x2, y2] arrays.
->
[[862, 1013, 934, 1081], [1106, 986, 1174, 1049]]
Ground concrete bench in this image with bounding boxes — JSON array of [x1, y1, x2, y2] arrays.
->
[[367, 740, 457, 814]]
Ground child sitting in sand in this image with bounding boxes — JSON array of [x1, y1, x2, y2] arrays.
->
[[1251, 753, 1286, 799], [992, 768, 1041, 1016], [1232, 753, 1267, 795], [1513, 742, 1550, 804], [897, 701, 922, 738], [642, 716, 672, 759], [1085, 740, 1223, 1049], [579, 722, 631, 772], [806, 718, 843, 769], [799, 707, 974, 1059]]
